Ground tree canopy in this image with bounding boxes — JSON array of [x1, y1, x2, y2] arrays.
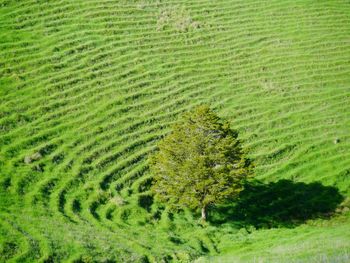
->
[[150, 105, 253, 221]]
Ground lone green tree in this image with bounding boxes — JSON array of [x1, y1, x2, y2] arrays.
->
[[150, 105, 253, 221]]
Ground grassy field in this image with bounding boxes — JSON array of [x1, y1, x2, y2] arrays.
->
[[1, 0, 350, 262]]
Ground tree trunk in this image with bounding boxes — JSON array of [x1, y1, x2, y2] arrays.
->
[[201, 206, 207, 221]]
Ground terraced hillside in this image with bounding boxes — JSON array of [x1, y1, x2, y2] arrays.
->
[[1, 0, 350, 262]]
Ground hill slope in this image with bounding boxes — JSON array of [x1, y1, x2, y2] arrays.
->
[[1, 0, 350, 262]]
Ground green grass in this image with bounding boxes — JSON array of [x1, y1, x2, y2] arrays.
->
[[0, 0, 350, 262], [196, 214, 350, 263]]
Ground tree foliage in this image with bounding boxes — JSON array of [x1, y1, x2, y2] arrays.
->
[[150, 105, 253, 220]]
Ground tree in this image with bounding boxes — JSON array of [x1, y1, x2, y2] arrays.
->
[[150, 105, 253, 221]]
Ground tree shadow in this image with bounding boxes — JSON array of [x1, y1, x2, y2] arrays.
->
[[209, 179, 344, 228]]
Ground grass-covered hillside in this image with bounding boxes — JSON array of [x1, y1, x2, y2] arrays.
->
[[1, 0, 350, 262]]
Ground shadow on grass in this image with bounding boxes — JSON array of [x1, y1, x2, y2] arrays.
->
[[209, 179, 344, 228]]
